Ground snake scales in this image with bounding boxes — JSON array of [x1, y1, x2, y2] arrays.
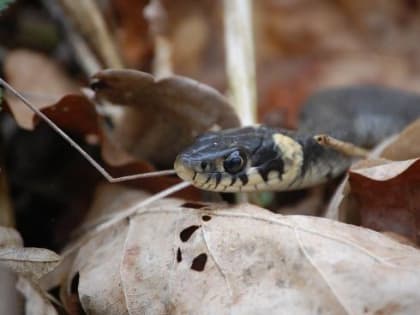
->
[[174, 85, 420, 192]]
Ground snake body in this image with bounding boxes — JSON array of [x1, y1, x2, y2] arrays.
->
[[174, 85, 420, 192]]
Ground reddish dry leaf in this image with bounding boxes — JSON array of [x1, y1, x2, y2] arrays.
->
[[111, 0, 153, 68], [4, 49, 78, 130], [348, 158, 420, 243], [328, 119, 420, 235], [91, 69, 240, 167], [36, 94, 100, 136]]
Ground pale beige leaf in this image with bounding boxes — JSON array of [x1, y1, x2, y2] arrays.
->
[[380, 118, 420, 160], [71, 202, 420, 314], [4, 49, 78, 130], [16, 277, 57, 315], [67, 223, 129, 315], [0, 267, 22, 315], [0, 247, 61, 280], [0, 226, 23, 248], [350, 158, 418, 181]]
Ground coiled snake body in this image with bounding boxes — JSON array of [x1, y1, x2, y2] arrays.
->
[[174, 86, 420, 192]]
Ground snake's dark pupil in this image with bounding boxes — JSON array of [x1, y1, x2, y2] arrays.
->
[[223, 151, 245, 174], [200, 161, 208, 170]]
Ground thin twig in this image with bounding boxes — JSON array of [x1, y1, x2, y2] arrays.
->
[[223, 0, 257, 126], [42, 0, 102, 76], [58, 0, 124, 68], [144, 0, 173, 78], [0, 78, 176, 182], [62, 180, 190, 257]]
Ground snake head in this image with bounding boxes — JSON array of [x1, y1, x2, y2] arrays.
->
[[174, 126, 304, 192]]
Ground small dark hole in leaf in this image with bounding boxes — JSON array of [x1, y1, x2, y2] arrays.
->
[[191, 253, 208, 271], [181, 202, 207, 209], [89, 78, 108, 91], [70, 272, 80, 293], [202, 215, 212, 221], [177, 247, 182, 262], [180, 225, 201, 242]]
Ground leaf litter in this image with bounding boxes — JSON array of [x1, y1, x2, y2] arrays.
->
[[327, 119, 420, 245], [60, 200, 420, 315], [1, 1, 420, 314]]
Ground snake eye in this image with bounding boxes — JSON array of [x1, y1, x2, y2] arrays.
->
[[223, 150, 246, 174]]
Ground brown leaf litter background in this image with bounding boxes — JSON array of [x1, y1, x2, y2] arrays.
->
[[1, 0, 420, 314]]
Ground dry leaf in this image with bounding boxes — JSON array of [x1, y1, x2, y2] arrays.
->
[[37, 94, 100, 136], [91, 69, 240, 167], [0, 226, 61, 281], [112, 0, 152, 68], [65, 200, 420, 314], [0, 247, 61, 281], [4, 49, 78, 130], [380, 118, 420, 160], [0, 267, 21, 315], [325, 118, 420, 243], [348, 158, 420, 243], [16, 277, 57, 315], [0, 226, 22, 248], [0, 227, 60, 314]]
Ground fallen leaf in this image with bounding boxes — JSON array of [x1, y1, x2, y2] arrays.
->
[[325, 120, 420, 232], [4, 49, 78, 130], [111, 0, 152, 68], [0, 247, 61, 281], [0, 268, 21, 315], [0, 226, 61, 281], [348, 158, 420, 243], [0, 226, 22, 248], [65, 200, 420, 314], [380, 118, 420, 160], [36, 94, 99, 136], [16, 277, 57, 315], [91, 69, 240, 167]]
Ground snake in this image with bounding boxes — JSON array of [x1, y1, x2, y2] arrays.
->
[[174, 85, 420, 192]]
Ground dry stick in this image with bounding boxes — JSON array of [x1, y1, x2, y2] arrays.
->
[[223, 0, 257, 126], [144, 0, 173, 78], [58, 0, 124, 69], [314, 134, 369, 158], [0, 78, 176, 181]]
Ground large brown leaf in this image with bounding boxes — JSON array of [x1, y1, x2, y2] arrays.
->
[[327, 119, 420, 244], [91, 69, 240, 167], [348, 158, 420, 243]]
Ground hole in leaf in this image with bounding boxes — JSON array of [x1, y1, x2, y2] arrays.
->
[[202, 215, 212, 221], [191, 253, 208, 271], [180, 225, 200, 242], [177, 247, 182, 262], [181, 202, 207, 209]]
